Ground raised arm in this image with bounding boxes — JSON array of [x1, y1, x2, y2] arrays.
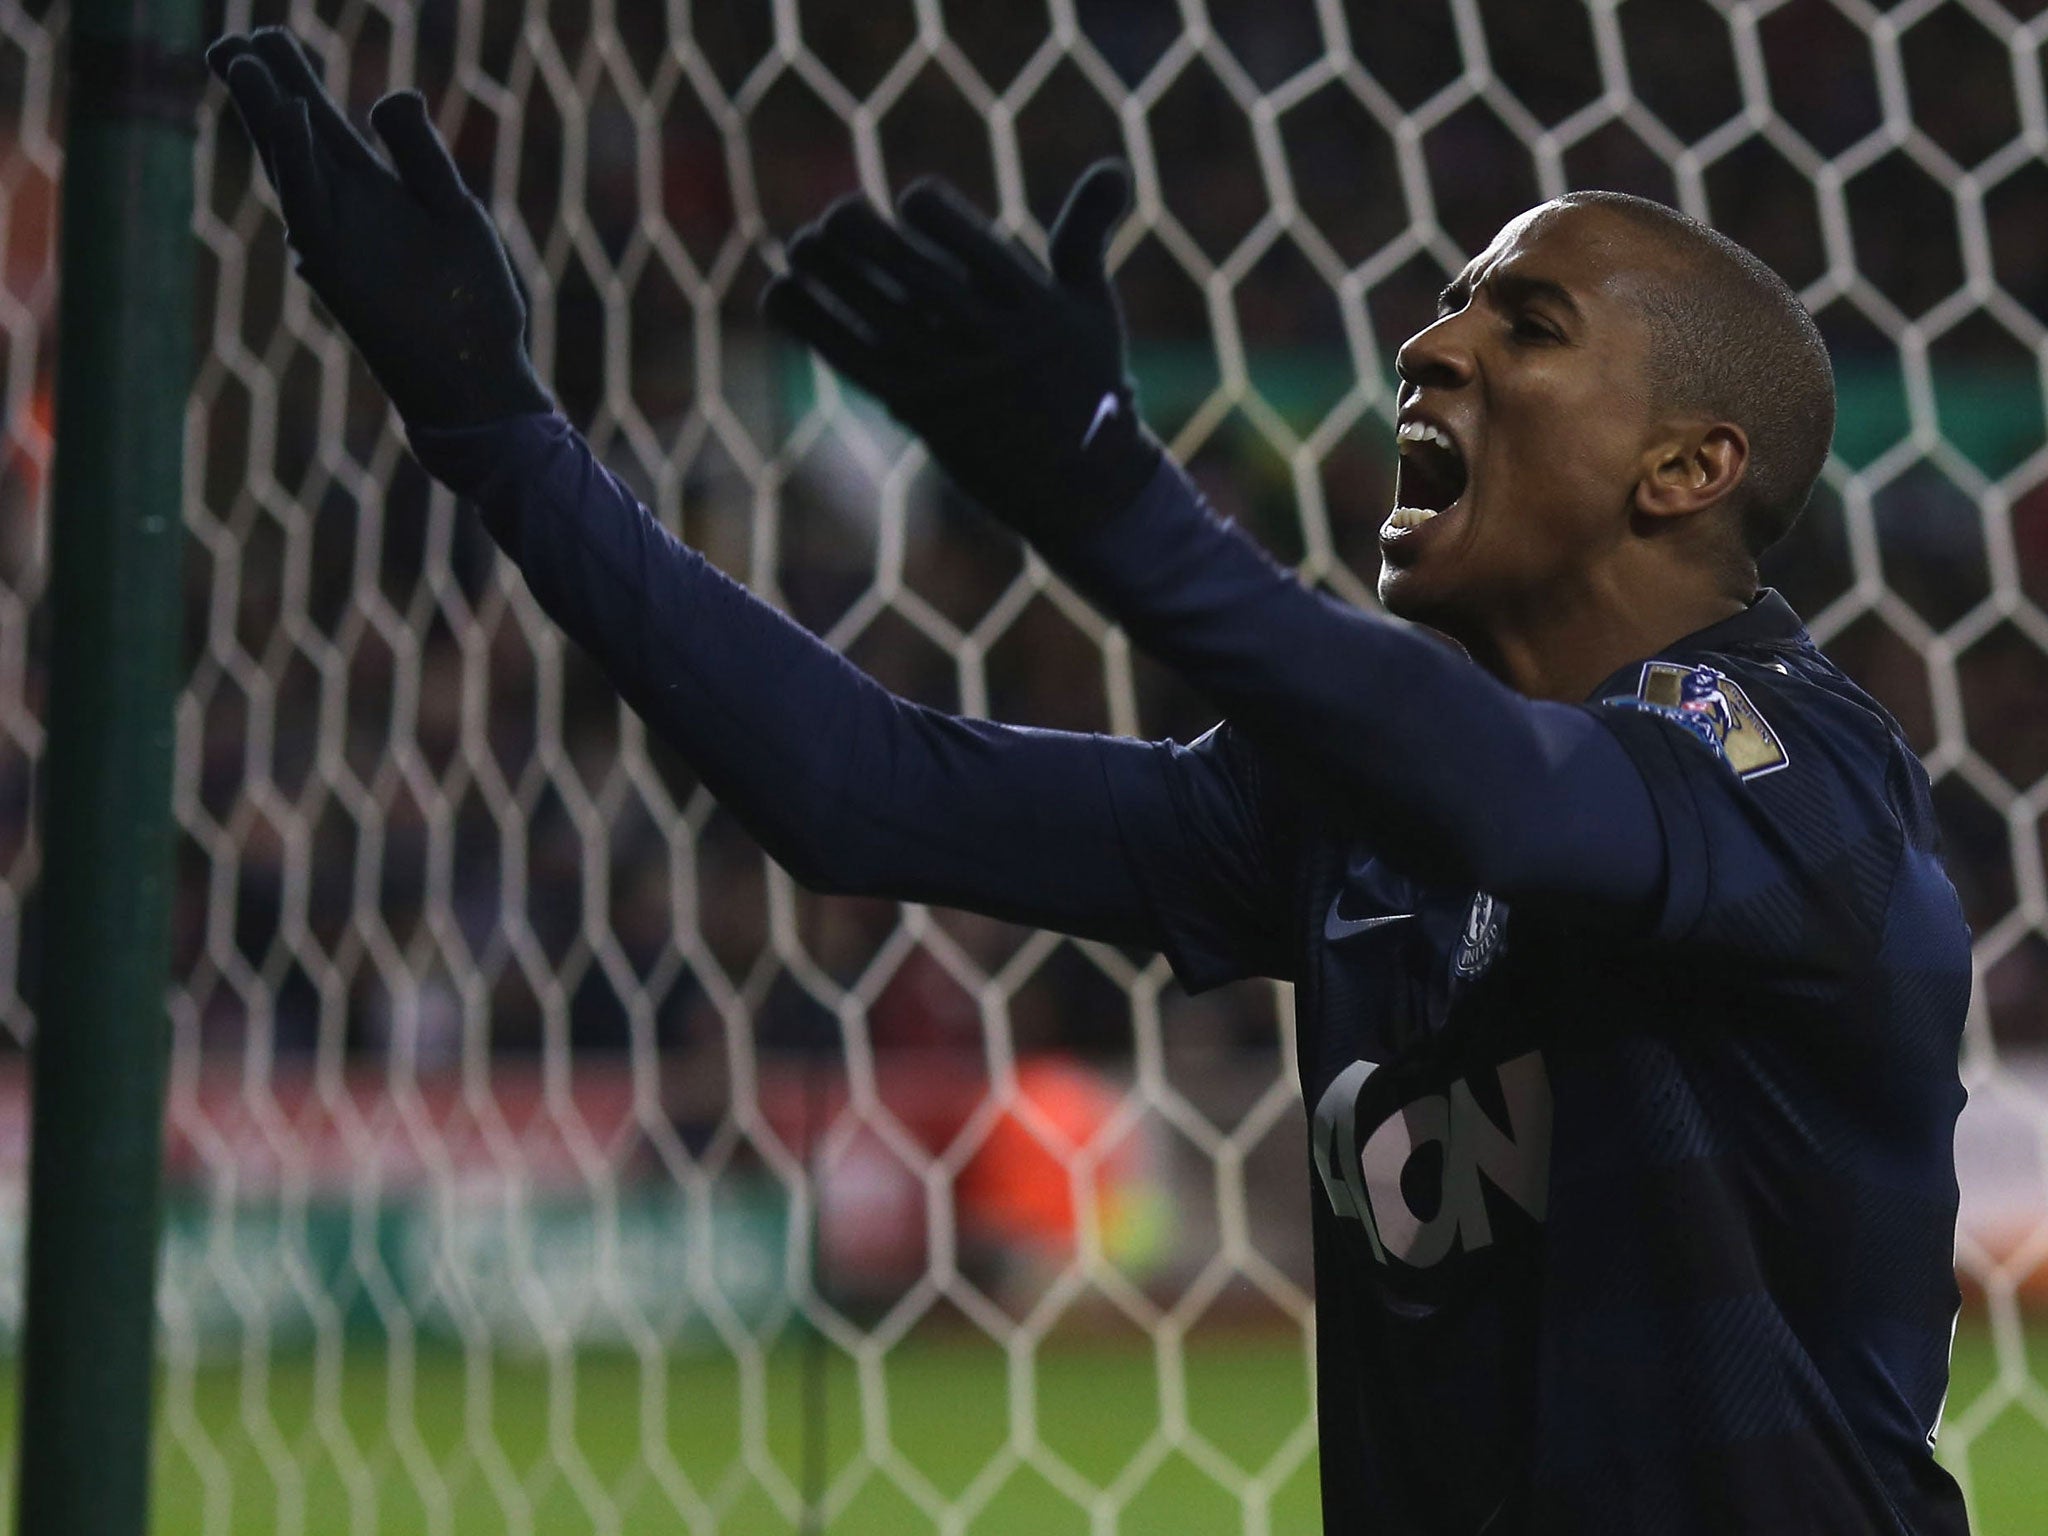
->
[[1024, 458, 1662, 904], [763, 164, 1663, 908], [206, 29, 1299, 980], [406, 411, 1296, 967]]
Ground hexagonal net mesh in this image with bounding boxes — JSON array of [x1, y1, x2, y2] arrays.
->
[[2, 0, 2047, 1531]]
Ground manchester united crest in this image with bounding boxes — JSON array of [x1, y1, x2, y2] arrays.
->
[[1453, 892, 1506, 979]]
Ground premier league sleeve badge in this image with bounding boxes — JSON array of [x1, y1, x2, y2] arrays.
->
[[1604, 661, 1790, 781]]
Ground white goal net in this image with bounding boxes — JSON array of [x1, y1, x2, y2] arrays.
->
[[1, 0, 2046, 1532]]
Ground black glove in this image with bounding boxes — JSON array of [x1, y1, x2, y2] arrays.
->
[[762, 162, 1162, 545], [206, 27, 552, 430]]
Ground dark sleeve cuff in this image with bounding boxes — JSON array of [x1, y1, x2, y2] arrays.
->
[[1048, 453, 1209, 583]]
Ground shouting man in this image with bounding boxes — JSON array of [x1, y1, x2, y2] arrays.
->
[[211, 24, 1970, 1534]]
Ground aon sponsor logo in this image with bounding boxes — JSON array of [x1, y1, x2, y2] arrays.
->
[[1311, 1052, 1551, 1269]]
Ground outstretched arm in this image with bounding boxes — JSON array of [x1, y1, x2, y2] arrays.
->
[[1030, 458, 1662, 905], [407, 411, 1295, 965], [207, 28, 1300, 981], [764, 165, 1662, 909]]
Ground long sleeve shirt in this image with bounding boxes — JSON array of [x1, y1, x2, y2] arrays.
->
[[406, 410, 1665, 972], [406, 410, 1969, 1536]]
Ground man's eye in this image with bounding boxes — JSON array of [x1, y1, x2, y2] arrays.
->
[[1512, 314, 1559, 342]]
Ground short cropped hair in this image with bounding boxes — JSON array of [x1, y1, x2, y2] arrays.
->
[[1559, 191, 1836, 559]]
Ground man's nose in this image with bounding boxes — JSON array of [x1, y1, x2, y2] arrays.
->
[[1395, 314, 1474, 392]]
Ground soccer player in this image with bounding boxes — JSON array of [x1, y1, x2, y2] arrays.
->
[[210, 26, 1972, 1534]]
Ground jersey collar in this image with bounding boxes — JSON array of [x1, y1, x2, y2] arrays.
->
[[1583, 588, 1808, 702], [1675, 587, 1806, 650]]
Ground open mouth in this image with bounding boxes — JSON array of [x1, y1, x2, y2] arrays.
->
[[1384, 420, 1467, 540]]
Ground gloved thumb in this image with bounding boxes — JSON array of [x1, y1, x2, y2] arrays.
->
[[1048, 160, 1132, 296], [370, 90, 470, 217]]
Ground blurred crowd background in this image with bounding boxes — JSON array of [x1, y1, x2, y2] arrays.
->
[[0, 0, 2046, 1280]]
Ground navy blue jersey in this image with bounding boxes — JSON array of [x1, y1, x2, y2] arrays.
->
[[412, 416, 1971, 1536], [1109, 594, 1971, 1534]]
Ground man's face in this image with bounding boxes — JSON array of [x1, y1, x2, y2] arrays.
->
[[1378, 202, 1669, 635]]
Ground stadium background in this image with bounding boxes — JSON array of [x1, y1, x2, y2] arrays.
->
[[2, 0, 2048, 1531]]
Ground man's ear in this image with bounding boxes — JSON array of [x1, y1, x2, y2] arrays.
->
[[1635, 422, 1748, 520]]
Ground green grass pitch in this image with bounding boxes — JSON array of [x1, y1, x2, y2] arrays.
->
[[0, 1318, 2041, 1532]]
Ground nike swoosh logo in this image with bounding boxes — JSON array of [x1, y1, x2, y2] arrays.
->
[[1323, 904, 1415, 942], [1081, 390, 1120, 449]]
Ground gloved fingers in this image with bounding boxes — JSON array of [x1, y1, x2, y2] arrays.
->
[[895, 179, 1041, 304], [236, 71, 330, 253], [214, 47, 287, 168], [369, 90, 472, 217], [762, 274, 902, 400], [206, 34, 267, 170], [204, 33, 256, 84], [816, 199, 979, 327], [246, 27, 383, 178], [787, 230, 924, 346], [1047, 160, 1132, 295], [221, 55, 328, 236]]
